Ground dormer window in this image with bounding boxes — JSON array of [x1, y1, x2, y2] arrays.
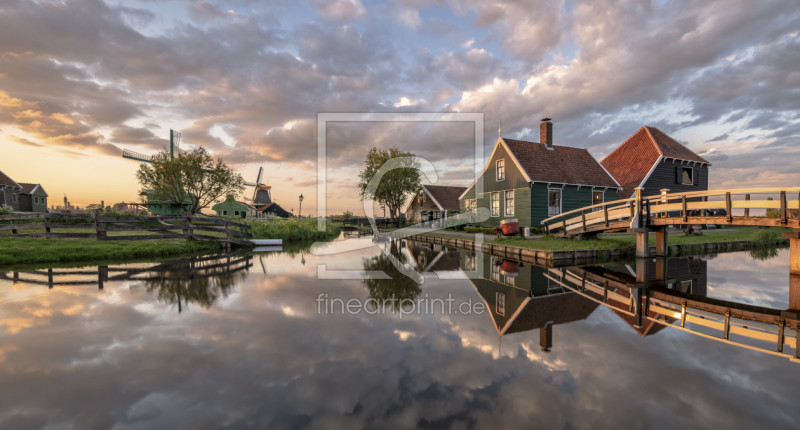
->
[[496, 159, 505, 181]]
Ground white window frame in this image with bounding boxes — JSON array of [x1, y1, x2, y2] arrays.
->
[[505, 190, 514, 216], [490, 192, 500, 217], [234, 210, 240, 216], [548, 189, 562, 216], [681, 167, 693, 185], [592, 191, 604, 212], [680, 280, 692, 293], [222, 210, 228, 216], [496, 292, 505, 316], [33, 197, 38, 204], [496, 159, 505, 181]]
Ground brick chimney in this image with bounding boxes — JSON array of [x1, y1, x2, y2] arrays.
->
[[540, 118, 553, 149]]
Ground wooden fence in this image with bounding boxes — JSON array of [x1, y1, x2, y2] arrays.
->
[[0, 211, 253, 247]]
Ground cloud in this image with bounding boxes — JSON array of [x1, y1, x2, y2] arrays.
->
[[310, 0, 367, 22]]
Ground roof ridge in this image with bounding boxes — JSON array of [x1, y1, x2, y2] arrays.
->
[[642, 126, 663, 157], [600, 126, 649, 163]]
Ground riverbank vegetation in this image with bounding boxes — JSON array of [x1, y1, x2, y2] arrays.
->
[[241, 217, 341, 241], [0, 237, 223, 266]]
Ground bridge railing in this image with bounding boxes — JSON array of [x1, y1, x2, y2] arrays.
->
[[542, 187, 800, 235], [541, 198, 635, 235]]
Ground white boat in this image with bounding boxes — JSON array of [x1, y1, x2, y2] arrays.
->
[[251, 239, 283, 246]]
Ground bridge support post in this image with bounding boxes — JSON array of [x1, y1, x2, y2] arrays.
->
[[655, 229, 668, 257], [636, 231, 649, 258], [540, 322, 553, 352], [785, 230, 800, 276], [654, 257, 668, 282], [631, 285, 645, 328]]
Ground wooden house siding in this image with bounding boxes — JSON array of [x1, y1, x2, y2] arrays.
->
[[407, 192, 443, 224], [639, 159, 709, 199], [2, 187, 20, 211], [19, 186, 48, 213], [484, 143, 530, 192]]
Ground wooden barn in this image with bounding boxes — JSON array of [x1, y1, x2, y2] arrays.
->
[[459, 119, 621, 229], [405, 184, 467, 225], [0, 169, 21, 211], [212, 195, 256, 218], [600, 126, 710, 199], [19, 183, 48, 213]]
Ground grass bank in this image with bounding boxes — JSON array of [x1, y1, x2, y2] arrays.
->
[[0, 237, 223, 266], [239, 217, 341, 242], [424, 226, 790, 252]]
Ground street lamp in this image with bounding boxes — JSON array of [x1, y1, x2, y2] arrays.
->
[[299, 194, 304, 217]]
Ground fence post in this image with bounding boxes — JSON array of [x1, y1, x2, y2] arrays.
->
[[45, 213, 51, 237], [726, 192, 732, 223], [744, 194, 750, 217], [10, 215, 16, 235], [780, 191, 787, 224], [94, 209, 106, 239], [701, 196, 707, 217], [604, 204, 609, 227], [681, 195, 688, 222], [581, 210, 586, 231], [225, 220, 231, 252]]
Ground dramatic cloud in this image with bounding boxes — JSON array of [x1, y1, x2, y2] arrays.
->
[[0, 0, 798, 207]]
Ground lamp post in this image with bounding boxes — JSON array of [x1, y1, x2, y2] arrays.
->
[[299, 194, 304, 217]]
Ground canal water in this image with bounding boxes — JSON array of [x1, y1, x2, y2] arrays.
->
[[0, 234, 798, 429]]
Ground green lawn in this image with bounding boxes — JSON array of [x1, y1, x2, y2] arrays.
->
[[0, 237, 224, 266], [429, 226, 790, 251]]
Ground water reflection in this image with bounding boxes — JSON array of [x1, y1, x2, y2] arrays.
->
[[1, 238, 800, 428], [361, 239, 421, 310]]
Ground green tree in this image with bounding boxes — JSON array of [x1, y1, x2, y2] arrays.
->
[[361, 240, 421, 311], [136, 147, 245, 215], [357, 147, 420, 224]]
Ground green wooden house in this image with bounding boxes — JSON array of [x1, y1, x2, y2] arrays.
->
[[140, 190, 197, 215], [459, 119, 621, 228], [212, 195, 256, 218]]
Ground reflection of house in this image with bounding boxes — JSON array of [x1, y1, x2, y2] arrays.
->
[[406, 185, 467, 225], [601, 126, 711, 200], [458, 119, 620, 228], [594, 256, 708, 336], [404, 240, 462, 272], [456, 245, 599, 348]]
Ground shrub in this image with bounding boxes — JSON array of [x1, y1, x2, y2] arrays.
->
[[465, 227, 496, 235], [749, 228, 781, 247], [0, 205, 11, 215], [243, 217, 341, 241]]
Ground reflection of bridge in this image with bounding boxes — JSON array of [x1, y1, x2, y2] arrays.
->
[[403, 237, 799, 362], [544, 259, 800, 362], [542, 187, 800, 259]]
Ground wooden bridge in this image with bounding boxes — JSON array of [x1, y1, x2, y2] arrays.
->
[[545, 261, 800, 363], [542, 187, 800, 261]]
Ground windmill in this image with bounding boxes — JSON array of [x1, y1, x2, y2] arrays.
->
[[243, 167, 272, 209]]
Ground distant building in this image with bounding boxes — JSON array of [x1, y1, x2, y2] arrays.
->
[[0, 169, 21, 211], [18, 183, 49, 213], [212, 195, 257, 218], [257, 202, 293, 218], [140, 190, 196, 215], [405, 184, 466, 225]]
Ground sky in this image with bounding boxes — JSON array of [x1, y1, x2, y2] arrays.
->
[[0, 0, 798, 215]]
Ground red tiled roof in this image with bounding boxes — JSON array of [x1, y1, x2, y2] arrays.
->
[[0, 170, 20, 188], [502, 138, 620, 188], [18, 183, 38, 194], [423, 185, 467, 210], [601, 126, 709, 199]]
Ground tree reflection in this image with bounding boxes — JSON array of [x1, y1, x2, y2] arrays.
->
[[362, 240, 421, 311], [748, 246, 780, 261], [142, 254, 252, 313]]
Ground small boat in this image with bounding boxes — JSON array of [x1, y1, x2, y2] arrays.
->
[[251, 239, 283, 245]]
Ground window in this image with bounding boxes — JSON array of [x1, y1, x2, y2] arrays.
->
[[505, 190, 514, 216], [12, 193, 17, 203], [234, 210, 240, 216], [548, 189, 561, 216], [680, 167, 693, 185], [222, 210, 228, 216], [592, 191, 604, 212], [33, 197, 38, 204], [680, 280, 692, 294], [469, 199, 477, 211], [463, 254, 476, 271], [490, 192, 500, 217], [496, 292, 506, 316], [496, 159, 505, 181]]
